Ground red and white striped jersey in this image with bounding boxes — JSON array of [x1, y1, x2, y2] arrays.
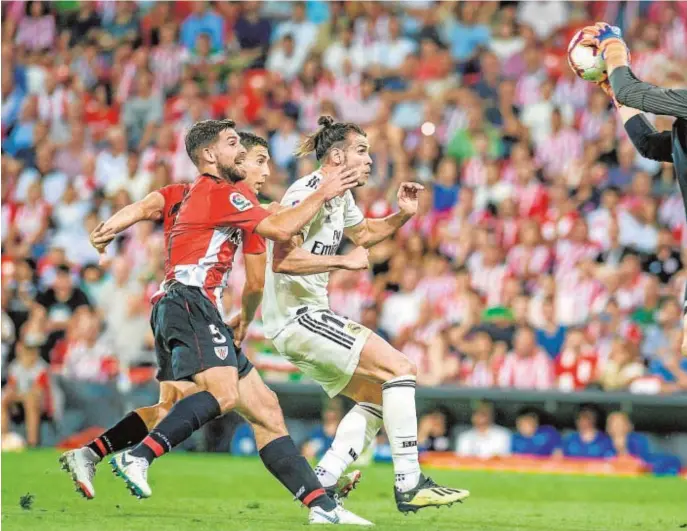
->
[[165, 175, 270, 310], [498, 349, 553, 390], [554, 239, 600, 275], [514, 181, 548, 220], [468, 257, 508, 308], [506, 244, 552, 279], [535, 128, 583, 179], [555, 348, 598, 392], [555, 269, 608, 326]]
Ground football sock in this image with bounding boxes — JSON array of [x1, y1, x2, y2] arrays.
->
[[86, 412, 149, 461], [315, 402, 383, 488], [130, 391, 221, 465], [259, 435, 336, 512], [382, 375, 422, 493]]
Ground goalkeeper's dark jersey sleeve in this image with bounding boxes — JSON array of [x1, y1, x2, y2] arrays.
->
[[610, 66, 687, 120]]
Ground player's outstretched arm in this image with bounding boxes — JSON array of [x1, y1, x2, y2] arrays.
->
[[582, 23, 687, 119], [344, 183, 424, 249], [90, 191, 165, 252], [272, 235, 369, 275], [254, 169, 358, 242], [598, 80, 673, 163]]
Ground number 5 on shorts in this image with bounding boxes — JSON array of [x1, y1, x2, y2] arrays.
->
[[208, 324, 227, 344]]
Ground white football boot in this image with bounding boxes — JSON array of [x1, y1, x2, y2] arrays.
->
[[309, 505, 374, 526], [109, 450, 152, 498], [59, 448, 99, 499]]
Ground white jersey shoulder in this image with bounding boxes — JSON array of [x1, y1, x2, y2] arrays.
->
[[262, 171, 364, 338]]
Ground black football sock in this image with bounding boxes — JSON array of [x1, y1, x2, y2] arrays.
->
[[86, 411, 149, 460], [130, 391, 221, 464], [259, 435, 336, 511]]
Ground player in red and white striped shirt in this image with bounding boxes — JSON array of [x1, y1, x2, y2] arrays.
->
[[150, 24, 187, 96], [555, 328, 599, 392], [535, 109, 583, 180], [506, 221, 552, 283], [498, 327, 553, 390]]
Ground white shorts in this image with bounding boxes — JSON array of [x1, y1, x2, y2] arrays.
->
[[271, 309, 372, 397]]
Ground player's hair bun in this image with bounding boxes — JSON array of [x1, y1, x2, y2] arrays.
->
[[318, 115, 335, 128]]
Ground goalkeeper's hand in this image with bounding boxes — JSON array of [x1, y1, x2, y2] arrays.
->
[[581, 22, 630, 70]]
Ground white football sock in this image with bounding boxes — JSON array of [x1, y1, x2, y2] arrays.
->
[[315, 402, 383, 488], [382, 375, 421, 493]]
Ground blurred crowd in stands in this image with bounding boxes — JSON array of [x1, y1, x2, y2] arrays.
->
[[3, 0, 687, 446]]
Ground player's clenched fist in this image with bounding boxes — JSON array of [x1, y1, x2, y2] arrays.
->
[[343, 246, 370, 271], [397, 182, 424, 216]]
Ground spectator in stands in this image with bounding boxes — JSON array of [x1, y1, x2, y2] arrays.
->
[[535, 297, 566, 359], [266, 34, 304, 83], [34, 264, 91, 352], [510, 408, 560, 456], [15, 1, 56, 52], [647, 329, 687, 393], [180, 1, 225, 52], [272, 2, 318, 61], [642, 298, 682, 361], [379, 267, 423, 340], [1, 330, 52, 447], [642, 228, 683, 285], [607, 411, 682, 476], [59, 311, 116, 383], [95, 127, 129, 189], [498, 326, 553, 390], [324, 23, 367, 76], [606, 412, 649, 461], [555, 328, 598, 392], [598, 338, 645, 392], [418, 407, 452, 452], [233, 1, 272, 69], [122, 70, 163, 151], [359, 303, 390, 343], [562, 406, 615, 459], [456, 402, 511, 459], [301, 398, 345, 460]]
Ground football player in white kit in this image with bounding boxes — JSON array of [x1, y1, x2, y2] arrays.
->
[[262, 116, 470, 513]]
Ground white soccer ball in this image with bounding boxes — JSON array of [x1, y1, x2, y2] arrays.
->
[[567, 30, 607, 82]]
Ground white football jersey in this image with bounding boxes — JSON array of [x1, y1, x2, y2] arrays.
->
[[262, 171, 364, 338]]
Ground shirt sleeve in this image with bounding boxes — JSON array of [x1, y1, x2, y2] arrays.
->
[[280, 183, 321, 240], [212, 187, 271, 233], [623, 114, 673, 163], [343, 190, 364, 228], [242, 230, 266, 255], [610, 66, 687, 120]]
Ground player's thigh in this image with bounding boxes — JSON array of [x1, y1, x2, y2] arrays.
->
[[275, 310, 369, 398], [235, 369, 286, 433], [355, 332, 417, 383], [161, 287, 240, 385], [340, 374, 382, 406], [192, 366, 239, 413]]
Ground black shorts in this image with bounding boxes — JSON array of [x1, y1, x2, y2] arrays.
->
[[151, 283, 253, 382]]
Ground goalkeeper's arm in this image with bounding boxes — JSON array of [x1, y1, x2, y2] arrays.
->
[[610, 66, 687, 120]]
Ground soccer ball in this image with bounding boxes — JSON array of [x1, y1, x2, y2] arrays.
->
[[567, 30, 607, 82]]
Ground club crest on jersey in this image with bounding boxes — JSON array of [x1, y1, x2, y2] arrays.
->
[[214, 346, 229, 360], [230, 192, 253, 212]]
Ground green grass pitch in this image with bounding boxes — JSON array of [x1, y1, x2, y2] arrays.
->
[[1, 450, 684, 531]]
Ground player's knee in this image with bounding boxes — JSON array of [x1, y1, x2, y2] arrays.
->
[[156, 399, 175, 423], [390, 354, 417, 379], [213, 387, 239, 413]]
